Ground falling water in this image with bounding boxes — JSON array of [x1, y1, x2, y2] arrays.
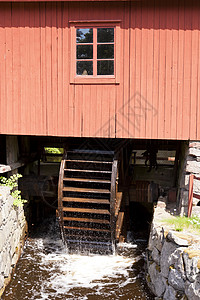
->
[[2, 217, 154, 300]]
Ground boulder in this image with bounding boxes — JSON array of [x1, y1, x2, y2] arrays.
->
[[163, 285, 177, 300], [169, 248, 186, 280], [160, 241, 178, 278], [167, 231, 189, 247], [148, 262, 166, 297], [168, 268, 185, 291], [152, 247, 160, 265], [185, 274, 200, 300], [183, 251, 199, 282]]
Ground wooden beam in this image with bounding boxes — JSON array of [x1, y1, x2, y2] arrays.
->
[[0, 161, 25, 174]]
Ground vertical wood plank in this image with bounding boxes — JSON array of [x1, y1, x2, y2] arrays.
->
[[152, 0, 159, 139], [177, 1, 184, 140], [157, 1, 166, 139], [190, 0, 198, 140], [171, 0, 179, 139], [164, 0, 173, 139], [182, 2, 192, 139]]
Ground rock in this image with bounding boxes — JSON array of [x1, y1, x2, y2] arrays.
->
[[160, 241, 178, 278], [148, 262, 166, 297], [168, 268, 185, 291], [189, 147, 200, 157], [189, 141, 200, 148], [169, 248, 186, 280], [193, 179, 200, 195], [183, 251, 199, 282], [0, 231, 5, 252], [167, 231, 189, 247], [163, 285, 177, 300], [148, 224, 165, 252], [152, 247, 160, 265], [185, 274, 200, 300], [186, 161, 200, 174]]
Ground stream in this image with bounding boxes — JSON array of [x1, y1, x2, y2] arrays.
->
[[2, 217, 154, 300]]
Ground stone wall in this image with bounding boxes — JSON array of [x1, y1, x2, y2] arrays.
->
[[0, 186, 27, 297], [146, 201, 200, 299], [178, 141, 200, 216]]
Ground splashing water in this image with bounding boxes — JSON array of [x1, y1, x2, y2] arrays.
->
[[2, 218, 154, 300]]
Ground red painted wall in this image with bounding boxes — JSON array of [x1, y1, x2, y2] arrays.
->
[[0, 0, 200, 140]]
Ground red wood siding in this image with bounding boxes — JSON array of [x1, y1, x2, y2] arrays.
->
[[0, 0, 200, 140]]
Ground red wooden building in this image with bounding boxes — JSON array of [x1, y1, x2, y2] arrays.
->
[[0, 0, 200, 140]]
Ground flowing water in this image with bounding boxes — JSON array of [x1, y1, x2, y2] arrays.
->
[[2, 217, 154, 300]]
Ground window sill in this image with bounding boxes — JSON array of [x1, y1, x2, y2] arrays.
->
[[70, 76, 120, 85]]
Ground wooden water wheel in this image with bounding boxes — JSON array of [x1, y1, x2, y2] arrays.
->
[[57, 148, 124, 254]]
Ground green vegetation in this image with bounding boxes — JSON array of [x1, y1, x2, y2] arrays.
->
[[44, 147, 63, 154], [163, 216, 200, 233], [0, 174, 27, 207]]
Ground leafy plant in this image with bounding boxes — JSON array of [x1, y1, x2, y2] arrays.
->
[[163, 216, 200, 233], [0, 174, 27, 207]]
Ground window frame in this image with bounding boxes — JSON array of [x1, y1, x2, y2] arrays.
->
[[70, 20, 121, 85]]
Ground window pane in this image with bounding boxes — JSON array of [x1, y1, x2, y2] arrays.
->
[[76, 61, 93, 75], [97, 28, 114, 43], [76, 28, 93, 43], [77, 45, 93, 59], [97, 60, 114, 75], [97, 44, 114, 59]]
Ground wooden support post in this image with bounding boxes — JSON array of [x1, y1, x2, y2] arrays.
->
[[6, 136, 19, 176], [188, 174, 194, 217]]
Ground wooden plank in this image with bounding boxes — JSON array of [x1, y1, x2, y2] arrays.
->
[[152, 0, 159, 139], [64, 226, 110, 232], [115, 211, 124, 239], [63, 178, 111, 183], [158, 2, 166, 139], [65, 169, 112, 174], [63, 216, 110, 224], [170, 0, 179, 139], [110, 159, 118, 245], [62, 207, 110, 214], [188, 174, 194, 218], [66, 159, 112, 164], [62, 187, 110, 193], [115, 192, 122, 216], [177, 1, 184, 139], [193, 193, 200, 200], [189, 0, 198, 140], [182, 2, 192, 139], [164, 0, 173, 139], [63, 197, 110, 204], [67, 150, 114, 155]]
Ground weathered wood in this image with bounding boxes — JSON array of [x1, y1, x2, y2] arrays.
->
[[193, 193, 200, 200], [63, 178, 111, 183], [63, 217, 110, 224], [115, 192, 122, 216], [65, 169, 112, 174], [62, 207, 110, 214], [115, 212, 124, 240], [66, 159, 112, 164], [0, 164, 11, 173], [110, 159, 118, 245], [64, 226, 110, 232], [62, 187, 110, 193], [63, 197, 110, 204], [188, 174, 194, 217]]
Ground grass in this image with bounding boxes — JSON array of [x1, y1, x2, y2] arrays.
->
[[163, 216, 200, 233]]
